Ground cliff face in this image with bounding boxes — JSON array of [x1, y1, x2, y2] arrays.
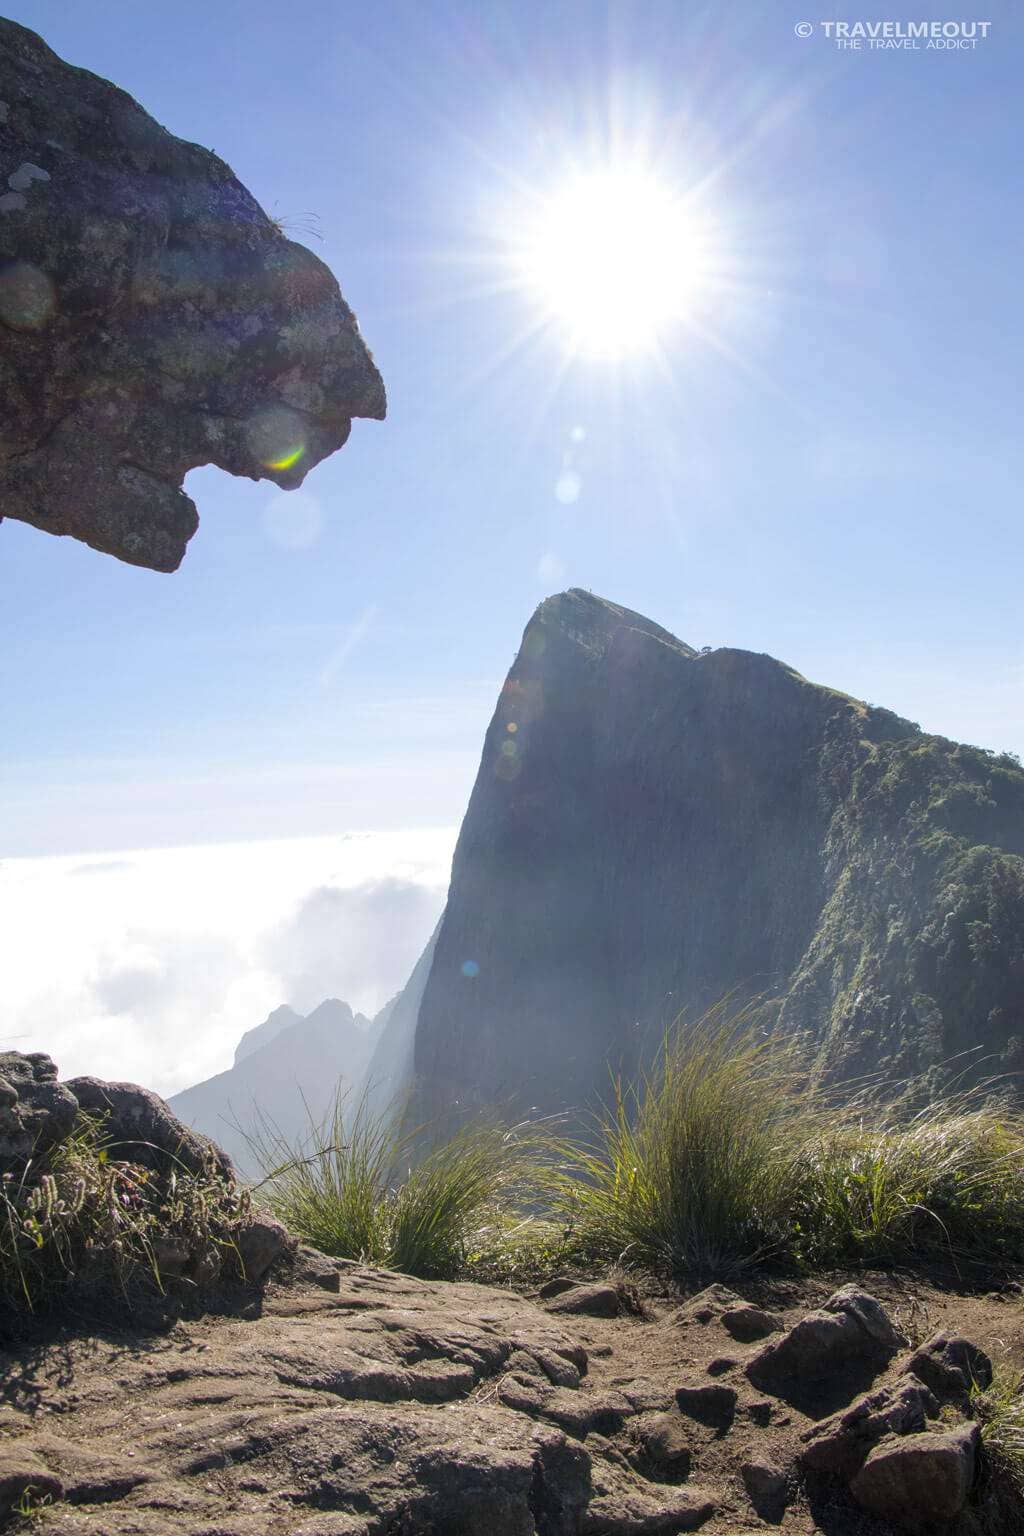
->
[[0, 19, 384, 571], [400, 590, 1024, 1125]]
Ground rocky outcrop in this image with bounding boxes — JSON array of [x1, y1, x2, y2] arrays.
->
[[0, 1051, 78, 1159], [65, 1073, 231, 1178], [0, 19, 384, 571], [0, 1269, 1003, 1533], [386, 589, 1024, 1128]]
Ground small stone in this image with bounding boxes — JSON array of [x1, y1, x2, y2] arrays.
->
[[676, 1380, 737, 1427], [538, 1275, 579, 1298], [642, 1413, 692, 1474], [721, 1303, 784, 1342], [235, 1212, 294, 1282], [706, 1356, 738, 1376], [544, 1282, 620, 1318], [850, 1424, 979, 1527], [742, 1458, 787, 1515], [673, 1284, 741, 1325]]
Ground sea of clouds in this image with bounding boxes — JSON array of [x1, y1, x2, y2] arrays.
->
[[0, 829, 455, 1098]]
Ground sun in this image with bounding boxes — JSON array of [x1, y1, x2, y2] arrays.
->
[[516, 167, 714, 360]]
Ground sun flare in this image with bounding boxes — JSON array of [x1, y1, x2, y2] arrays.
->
[[517, 168, 714, 359]]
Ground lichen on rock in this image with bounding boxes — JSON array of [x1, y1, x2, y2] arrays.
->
[[0, 18, 384, 571]]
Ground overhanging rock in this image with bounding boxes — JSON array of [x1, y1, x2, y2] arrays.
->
[[0, 19, 385, 571]]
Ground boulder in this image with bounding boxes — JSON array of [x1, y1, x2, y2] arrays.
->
[[746, 1287, 905, 1394], [235, 1211, 296, 1282], [544, 1282, 621, 1318], [641, 1413, 692, 1475], [901, 1331, 993, 1406], [0, 1051, 78, 1160], [799, 1379, 939, 1476], [675, 1381, 737, 1428], [64, 1076, 232, 1179], [0, 18, 384, 572], [849, 1424, 979, 1527], [720, 1303, 784, 1342], [741, 1458, 787, 1517]]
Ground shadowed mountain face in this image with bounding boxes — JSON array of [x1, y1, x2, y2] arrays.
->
[[391, 590, 1024, 1126]]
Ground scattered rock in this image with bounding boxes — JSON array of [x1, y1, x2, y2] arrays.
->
[[234, 1210, 295, 1282], [0, 1052, 78, 1159], [673, 1284, 742, 1326], [741, 1457, 788, 1517], [538, 1275, 580, 1298], [721, 1303, 784, 1342], [545, 1282, 621, 1319], [746, 1287, 905, 1399], [849, 1423, 979, 1528], [0, 17, 384, 572], [800, 1379, 938, 1476], [641, 1413, 692, 1475], [64, 1075, 232, 1178], [675, 1380, 737, 1428], [901, 1331, 993, 1406], [706, 1356, 738, 1377]]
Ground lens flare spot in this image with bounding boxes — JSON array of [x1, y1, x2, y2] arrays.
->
[[267, 443, 306, 472], [500, 739, 518, 758], [506, 722, 518, 734], [461, 960, 480, 979], [0, 261, 56, 331]]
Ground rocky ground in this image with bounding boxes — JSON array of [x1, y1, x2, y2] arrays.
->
[[1, 1252, 1021, 1536]]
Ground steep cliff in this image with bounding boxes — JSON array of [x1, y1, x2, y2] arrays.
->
[[0, 19, 383, 571], [396, 590, 1024, 1126]]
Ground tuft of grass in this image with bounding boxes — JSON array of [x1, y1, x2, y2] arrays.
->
[[250, 1017, 1024, 1288], [547, 1011, 815, 1278], [250, 1094, 553, 1281], [962, 1369, 1024, 1534], [790, 1094, 1024, 1269], [0, 1114, 248, 1319]]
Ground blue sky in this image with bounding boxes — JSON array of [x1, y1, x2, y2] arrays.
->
[[2, 2, 1021, 1084]]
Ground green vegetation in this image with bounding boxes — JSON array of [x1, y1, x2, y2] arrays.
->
[[965, 1370, 1024, 1535], [791, 1095, 1024, 1267], [544, 1014, 808, 1276], [251, 1095, 550, 1280], [255, 1018, 1024, 1286], [0, 1115, 248, 1318]]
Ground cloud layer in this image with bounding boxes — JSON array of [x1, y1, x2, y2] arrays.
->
[[0, 830, 453, 1098]]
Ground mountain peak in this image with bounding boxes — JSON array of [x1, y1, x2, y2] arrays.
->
[[530, 588, 696, 660]]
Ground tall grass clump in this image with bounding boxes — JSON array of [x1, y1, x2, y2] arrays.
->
[[251, 1094, 552, 1280], [550, 1011, 815, 1278], [791, 1092, 1024, 1269]]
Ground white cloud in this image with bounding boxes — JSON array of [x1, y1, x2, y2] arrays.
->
[[0, 830, 455, 1099]]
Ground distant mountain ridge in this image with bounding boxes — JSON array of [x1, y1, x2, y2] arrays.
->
[[170, 998, 379, 1176], [366, 589, 1024, 1126]]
